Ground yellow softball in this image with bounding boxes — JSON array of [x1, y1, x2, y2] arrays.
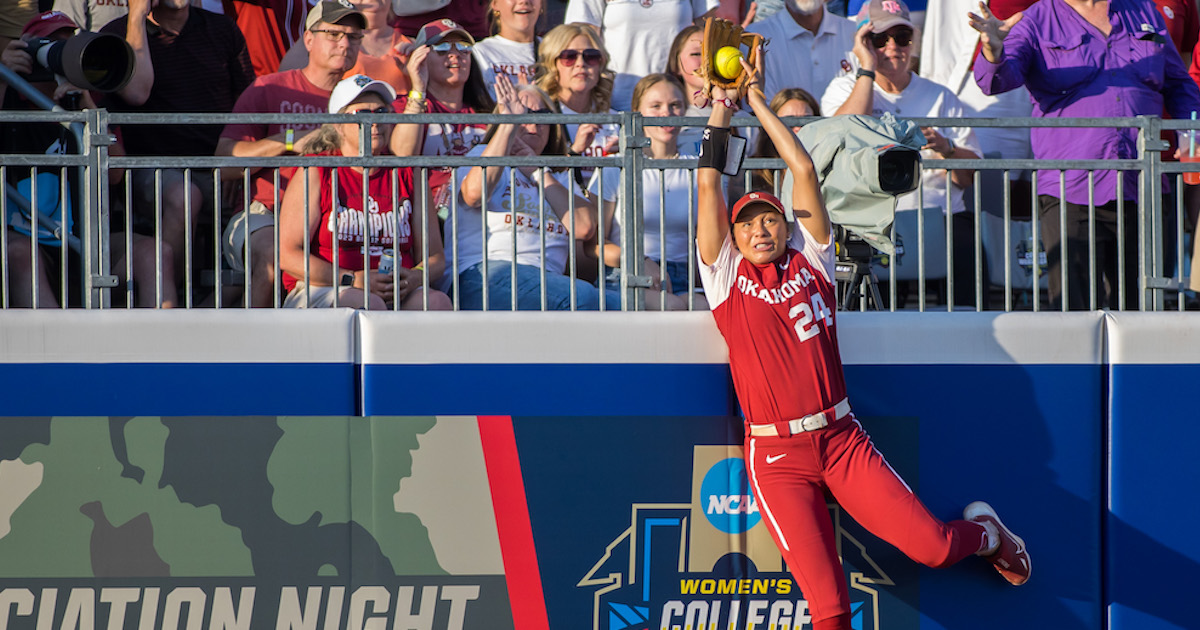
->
[[714, 46, 743, 80]]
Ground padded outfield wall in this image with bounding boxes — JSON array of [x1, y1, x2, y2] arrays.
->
[[0, 309, 1179, 630]]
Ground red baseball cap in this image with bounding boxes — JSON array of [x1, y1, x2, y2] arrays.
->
[[730, 191, 787, 223], [414, 19, 476, 48], [22, 11, 78, 38]]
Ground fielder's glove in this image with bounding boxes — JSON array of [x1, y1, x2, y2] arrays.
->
[[696, 17, 765, 103]]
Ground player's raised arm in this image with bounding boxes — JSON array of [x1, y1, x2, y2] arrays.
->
[[696, 91, 737, 266], [742, 54, 830, 244]]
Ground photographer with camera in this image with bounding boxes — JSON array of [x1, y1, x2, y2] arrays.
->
[[695, 36, 1028, 630], [2, 11, 171, 307]]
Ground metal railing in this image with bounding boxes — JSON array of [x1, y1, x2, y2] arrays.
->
[[1, 109, 1196, 311]]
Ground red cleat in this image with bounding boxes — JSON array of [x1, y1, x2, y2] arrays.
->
[[965, 501, 1031, 586]]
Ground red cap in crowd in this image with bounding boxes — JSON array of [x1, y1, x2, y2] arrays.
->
[[22, 11, 79, 38], [414, 19, 476, 48]]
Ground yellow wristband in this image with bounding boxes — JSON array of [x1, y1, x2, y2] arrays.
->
[[407, 90, 425, 102], [284, 128, 295, 153]]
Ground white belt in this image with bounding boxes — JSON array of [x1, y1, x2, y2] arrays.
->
[[749, 398, 851, 437]]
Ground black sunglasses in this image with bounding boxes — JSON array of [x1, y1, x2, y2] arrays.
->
[[871, 28, 914, 48], [557, 48, 603, 67], [525, 107, 553, 114], [348, 106, 392, 115]]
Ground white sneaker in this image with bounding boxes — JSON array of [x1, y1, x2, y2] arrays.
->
[[964, 501, 1031, 586]]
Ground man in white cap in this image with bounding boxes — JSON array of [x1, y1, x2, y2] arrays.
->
[[215, 0, 366, 307]]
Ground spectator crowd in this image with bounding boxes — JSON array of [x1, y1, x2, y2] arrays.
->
[[3, 0, 1200, 310]]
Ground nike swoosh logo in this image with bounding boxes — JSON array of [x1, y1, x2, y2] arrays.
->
[[765, 454, 786, 464]]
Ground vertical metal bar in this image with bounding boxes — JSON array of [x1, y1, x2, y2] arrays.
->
[[480, 166, 489, 311], [509, 167, 518, 311], [687, 168, 696, 310], [302, 166, 311, 307], [183, 168, 193, 308], [944, 172, 953, 312], [391, 167, 401, 311], [84, 108, 112, 309], [1117, 175, 1126, 310], [1058, 171, 1067, 312], [1087, 170, 1096, 311], [59, 167, 68, 308], [241, 169, 252, 308], [1, 166, 8, 308], [1177, 176, 1186, 311], [214, 174, 224, 308], [620, 110, 646, 311], [126, 176, 134, 308], [973, 170, 983, 310], [916, 177, 925, 312], [362, 159, 371, 311], [154, 169, 163, 309], [449, 168, 460, 311], [332, 165, 340, 308], [592, 166, 601, 312], [273, 168, 282, 308], [212, 169, 220, 307], [658, 167, 667, 298], [1002, 172, 1012, 312], [1139, 115, 1164, 311], [1031, 170, 1041, 312], [538, 166, 548, 311], [29, 168, 40, 308], [568, 169, 578, 311]]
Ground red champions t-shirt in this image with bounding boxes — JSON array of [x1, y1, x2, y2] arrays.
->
[[220, 69, 331, 211], [698, 222, 848, 436], [282, 159, 417, 293]]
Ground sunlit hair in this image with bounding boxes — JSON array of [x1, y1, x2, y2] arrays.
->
[[534, 23, 614, 113], [749, 88, 821, 192], [630, 73, 685, 113], [482, 86, 570, 171], [664, 24, 702, 81]]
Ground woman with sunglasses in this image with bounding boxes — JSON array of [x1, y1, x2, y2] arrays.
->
[[279, 75, 451, 310], [473, 0, 543, 97], [390, 19, 495, 220], [822, 0, 985, 309], [450, 75, 626, 310], [534, 24, 620, 169], [564, 0, 720, 111]]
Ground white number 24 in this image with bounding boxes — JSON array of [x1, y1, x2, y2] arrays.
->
[[788, 293, 833, 342]]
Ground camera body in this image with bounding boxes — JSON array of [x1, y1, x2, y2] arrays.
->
[[781, 113, 924, 256], [18, 31, 135, 93]]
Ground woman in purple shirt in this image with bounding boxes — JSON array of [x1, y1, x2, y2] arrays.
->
[[971, 0, 1200, 310]]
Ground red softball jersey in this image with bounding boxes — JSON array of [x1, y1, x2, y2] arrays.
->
[[698, 222, 848, 435]]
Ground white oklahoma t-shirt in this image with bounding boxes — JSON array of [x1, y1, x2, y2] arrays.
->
[[472, 35, 539, 99], [452, 144, 576, 274]]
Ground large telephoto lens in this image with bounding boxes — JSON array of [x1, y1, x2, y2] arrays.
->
[[38, 32, 135, 92]]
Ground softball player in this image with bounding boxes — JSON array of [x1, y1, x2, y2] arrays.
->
[[694, 53, 1031, 630]]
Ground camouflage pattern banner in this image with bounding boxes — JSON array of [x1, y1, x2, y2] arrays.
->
[[0, 416, 518, 630]]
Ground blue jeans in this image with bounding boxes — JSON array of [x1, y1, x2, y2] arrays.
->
[[458, 261, 621, 310]]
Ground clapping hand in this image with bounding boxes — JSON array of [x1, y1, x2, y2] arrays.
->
[[494, 72, 524, 115]]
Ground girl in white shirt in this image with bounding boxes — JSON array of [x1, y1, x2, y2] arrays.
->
[[473, 0, 542, 97]]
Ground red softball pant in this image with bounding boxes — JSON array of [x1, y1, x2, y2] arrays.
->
[[746, 414, 988, 630]]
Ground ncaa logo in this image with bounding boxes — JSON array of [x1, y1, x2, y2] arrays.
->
[[700, 458, 760, 534]]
